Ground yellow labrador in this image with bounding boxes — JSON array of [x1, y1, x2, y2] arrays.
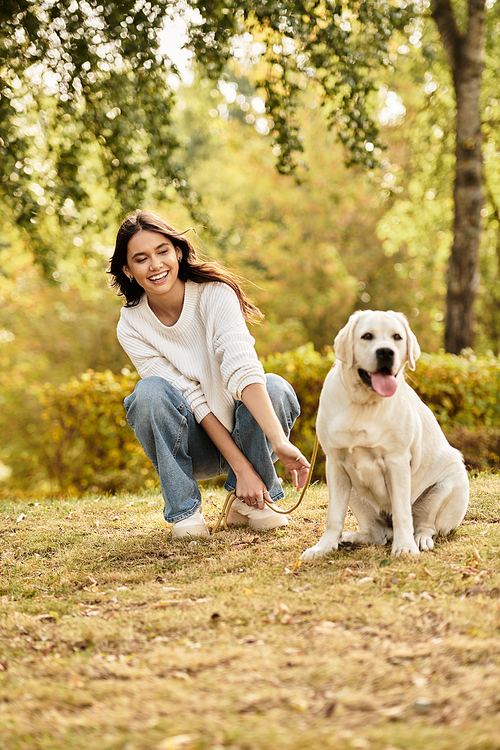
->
[[301, 310, 469, 560]]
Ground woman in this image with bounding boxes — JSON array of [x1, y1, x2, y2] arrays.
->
[[108, 210, 310, 537]]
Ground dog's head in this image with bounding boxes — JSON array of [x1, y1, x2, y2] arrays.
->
[[334, 310, 421, 398]]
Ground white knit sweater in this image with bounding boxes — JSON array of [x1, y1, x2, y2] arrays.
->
[[117, 280, 266, 432]]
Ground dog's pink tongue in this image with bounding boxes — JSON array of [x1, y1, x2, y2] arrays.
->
[[371, 372, 398, 397]]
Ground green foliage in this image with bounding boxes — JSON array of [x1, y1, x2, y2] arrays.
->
[[187, 0, 412, 173], [411, 351, 500, 470], [37, 369, 156, 495], [411, 351, 500, 432], [0, 0, 210, 277], [263, 346, 500, 479], [16, 346, 498, 497]]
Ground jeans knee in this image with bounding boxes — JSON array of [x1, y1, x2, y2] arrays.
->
[[125, 377, 180, 424], [265, 373, 300, 422]]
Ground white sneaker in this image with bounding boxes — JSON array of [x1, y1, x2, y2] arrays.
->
[[172, 509, 210, 538], [226, 498, 289, 531]]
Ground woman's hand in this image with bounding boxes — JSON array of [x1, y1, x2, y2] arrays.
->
[[272, 438, 310, 490], [235, 464, 269, 509]]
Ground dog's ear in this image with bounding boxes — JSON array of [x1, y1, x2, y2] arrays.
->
[[335, 311, 365, 367], [395, 313, 421, 370]]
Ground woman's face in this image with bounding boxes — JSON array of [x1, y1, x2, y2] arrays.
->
[[123, 230, 183, 301]]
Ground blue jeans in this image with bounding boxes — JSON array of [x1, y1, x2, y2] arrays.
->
[[124, 374, 300, 523]]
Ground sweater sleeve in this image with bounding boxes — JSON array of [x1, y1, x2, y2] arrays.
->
[[207, 284, 266, 400], [117, 315, 211, 422]]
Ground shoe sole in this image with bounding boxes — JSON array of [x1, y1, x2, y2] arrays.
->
[[172, 524, 210, 539], [226, 509, 288, 531]]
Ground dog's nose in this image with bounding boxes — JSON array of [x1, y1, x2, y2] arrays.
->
[[376, 348, 395, 367]]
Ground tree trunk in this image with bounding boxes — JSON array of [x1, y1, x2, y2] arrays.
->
[[431, 0, 486, 353]]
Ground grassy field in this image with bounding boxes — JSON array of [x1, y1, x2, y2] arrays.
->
[[1, 474, 499, 750]]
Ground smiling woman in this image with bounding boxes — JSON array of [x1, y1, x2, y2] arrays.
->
[[107, 210, 310, 538]]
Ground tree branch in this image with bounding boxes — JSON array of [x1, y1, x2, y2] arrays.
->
[[465, 0, 487, 62], [430, 0, 462, 72]]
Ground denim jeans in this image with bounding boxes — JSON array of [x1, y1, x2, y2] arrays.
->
[[123, 373, 300, 523]]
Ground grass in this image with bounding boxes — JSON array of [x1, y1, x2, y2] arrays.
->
[[1, 474, 500, 750]]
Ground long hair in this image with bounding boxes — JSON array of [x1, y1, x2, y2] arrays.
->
[[108, 210, 263, 323]]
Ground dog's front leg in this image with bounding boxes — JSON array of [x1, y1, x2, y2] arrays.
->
[[387, 458, 419, 556], [300, 458, 351, 561]]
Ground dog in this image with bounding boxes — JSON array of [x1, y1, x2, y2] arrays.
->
[[301, 310, 469, 560]]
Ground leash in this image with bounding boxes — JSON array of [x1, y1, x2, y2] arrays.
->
[[211, 432, 319, 534]]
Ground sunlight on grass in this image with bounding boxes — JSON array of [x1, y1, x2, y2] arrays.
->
[[1, 475, 499, 749]]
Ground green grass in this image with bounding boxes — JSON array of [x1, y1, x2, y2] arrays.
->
[[1, 475, 500, 750]]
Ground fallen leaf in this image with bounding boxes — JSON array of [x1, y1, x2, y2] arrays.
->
[[422, 566, 434, 577], [314, 620, 337, 633], [16, 513, 26, 523], [401, 592, 416, 602], [289, 697, 308, 712], [339, 568, 354, 578], [156, 733, 195, 750], [35, 612, 59, 622], [357, 576, 374, 585]]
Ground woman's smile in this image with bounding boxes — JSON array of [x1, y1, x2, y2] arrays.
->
[[123, 230, 184, 301], [149, 271, 169, 283]]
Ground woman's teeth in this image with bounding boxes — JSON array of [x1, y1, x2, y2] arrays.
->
[[150, 272, 167, 281]]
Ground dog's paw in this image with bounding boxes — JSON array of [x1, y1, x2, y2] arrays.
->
[[415, 532, 434, 551], [300, 543, 336, 561], [340, 531, 364, 545], [391, 539, 420, 556]]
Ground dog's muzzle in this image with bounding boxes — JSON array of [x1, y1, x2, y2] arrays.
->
[[358, 348, 398, 397]]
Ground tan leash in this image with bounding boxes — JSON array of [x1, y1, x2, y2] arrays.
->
[[211, 432, 319, 534]]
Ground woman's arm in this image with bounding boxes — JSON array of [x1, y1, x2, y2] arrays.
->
[[240, 383, 310, 490], [200, 412, 269, 508]]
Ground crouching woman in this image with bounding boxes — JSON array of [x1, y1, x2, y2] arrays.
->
[[108, 210, 309, 537]]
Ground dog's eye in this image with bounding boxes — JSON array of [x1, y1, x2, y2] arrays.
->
[[361, 332, 374, 340], [393, 333, 403, 341]]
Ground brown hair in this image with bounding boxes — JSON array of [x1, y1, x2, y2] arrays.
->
[[108, 210, 263, 323]]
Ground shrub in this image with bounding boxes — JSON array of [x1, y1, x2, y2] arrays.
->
[[24, 347, 500, 496], [263, 346, 500, 477], [37, 369, 157, 495]]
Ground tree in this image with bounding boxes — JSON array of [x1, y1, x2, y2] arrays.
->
[[0, 0, 209, 278], [2, 1, 496, 352], [184, 0, 494, 353], [431, 0, 486, 352]]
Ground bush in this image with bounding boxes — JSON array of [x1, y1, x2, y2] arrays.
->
[[263, 346, 500, 477], [410, 351, 500, 472], [36, 369, 157, 495], [18, 346, 500, 496]]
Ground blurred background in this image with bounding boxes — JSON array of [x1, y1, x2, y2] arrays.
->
[[1, 1, 499, 495]]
